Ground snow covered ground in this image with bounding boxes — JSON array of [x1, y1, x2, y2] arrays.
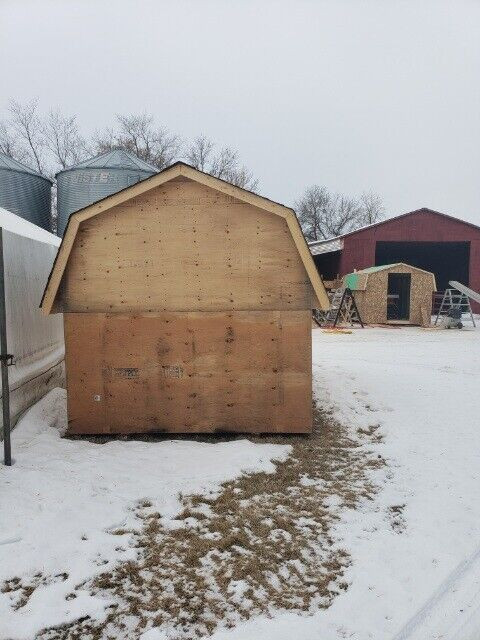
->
[[0, 391, 291, 639], [208, 324, 480, 640], [1, 324, 479, 639]]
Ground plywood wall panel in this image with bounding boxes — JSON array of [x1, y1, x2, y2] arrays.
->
[[64, 310, 312, 435], [64, 313, 107, 434], [58, 178, 314, 313]]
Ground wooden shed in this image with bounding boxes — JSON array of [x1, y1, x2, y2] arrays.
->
[[343, 263, 436, 325], [41, 162, 329, 435]]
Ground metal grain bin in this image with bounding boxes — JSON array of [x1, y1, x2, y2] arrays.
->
[[0, 152, 52, 231], [56, 150, 158, 236]]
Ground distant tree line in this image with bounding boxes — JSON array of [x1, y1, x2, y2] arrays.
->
[[0, 99, 384, 238], [0, 99, 258, 190]]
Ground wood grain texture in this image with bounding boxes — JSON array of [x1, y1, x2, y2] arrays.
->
[[64, 311, 312, 435], [41, 163, 329, 313], [58, 178, 316, 312]]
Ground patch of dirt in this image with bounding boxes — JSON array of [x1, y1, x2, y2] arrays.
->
[[17, 403, 385, 640]]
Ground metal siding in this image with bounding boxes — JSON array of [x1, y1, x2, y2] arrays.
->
[[0, 169, 52, 231], [1, 230, 65, 427], [339, 210, 480, 311], [70, 149, 158, 173], [56, 167, 155, 236]]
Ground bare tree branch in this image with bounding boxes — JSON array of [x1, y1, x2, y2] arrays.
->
[[359, 191, 385, 226], [2, 102, 260, 195], [93, 126, 117, 155], [94, 114, 182, 170], [296, 186, 385, 241], [0, 120, 28, 162], [44, 110, 87, 169], [185, 137, 258, 190], [8, 99, 46, 173], [186, 135, 214, 171]]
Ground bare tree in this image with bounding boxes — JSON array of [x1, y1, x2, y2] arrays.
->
[[296, 186, 384, 241], [185, 136, 258, 190], [8, 99, 46, 173], [359, 191, 385, 226], [93, 127, 117, 155], [186, 135, 214, 171], [2, 102, 259, 192], [94, 113, 181, 170], [44, 110, 87, 169], [0, 120, 28, 162], [295, 186, 332, 241]]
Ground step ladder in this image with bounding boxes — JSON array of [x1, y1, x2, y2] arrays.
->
[[314, 287, 364, 328], [434, 288, 476, 327]]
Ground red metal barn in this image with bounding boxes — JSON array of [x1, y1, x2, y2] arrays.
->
[[310, 208, 480, 311]]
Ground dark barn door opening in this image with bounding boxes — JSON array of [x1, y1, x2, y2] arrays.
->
[[375, 241, 470, 291], [313, 251, 341, 281], [387, 273, 411, 320]]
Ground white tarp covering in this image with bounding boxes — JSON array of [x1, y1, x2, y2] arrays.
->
[[0, 207, 64, 427]]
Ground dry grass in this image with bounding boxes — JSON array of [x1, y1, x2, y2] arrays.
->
[[1, 572, 69, 611], [10, 404, 385, 640]]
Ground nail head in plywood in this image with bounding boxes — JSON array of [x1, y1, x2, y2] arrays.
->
[[64, 310, 312, 435], [41, 163, 328, 313], [56, 179, 319, 313]]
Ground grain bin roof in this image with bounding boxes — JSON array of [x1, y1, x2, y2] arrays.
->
[[57, 149, 158, 175], [0, 152, 53, 183], [41, 162, 329, 313]]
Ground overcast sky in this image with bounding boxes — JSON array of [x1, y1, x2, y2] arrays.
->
[[1, 0, 479, 223]]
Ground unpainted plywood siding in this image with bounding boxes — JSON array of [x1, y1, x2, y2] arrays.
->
[[57, 177, 318, 313], [352, 265, 434, 324], [64, 310, 312, 434]]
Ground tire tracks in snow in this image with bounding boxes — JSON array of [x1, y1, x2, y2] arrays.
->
[[392, 543, 480, 640]]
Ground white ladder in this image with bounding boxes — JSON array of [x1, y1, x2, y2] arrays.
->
[[434, 289, 476, 327]]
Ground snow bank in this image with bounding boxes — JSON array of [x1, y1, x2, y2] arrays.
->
[[0, 389, 291, 639]]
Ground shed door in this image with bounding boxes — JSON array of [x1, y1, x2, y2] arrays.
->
[[387, 273, 411, 320]]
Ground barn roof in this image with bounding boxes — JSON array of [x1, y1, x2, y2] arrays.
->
[[308, 208, 480, 255], [309, 237, 343, 256], [41, 162, 329, 313]]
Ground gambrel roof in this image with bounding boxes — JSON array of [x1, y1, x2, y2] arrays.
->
[[41, 162, 329, 313], [345, 262, 437, 291]]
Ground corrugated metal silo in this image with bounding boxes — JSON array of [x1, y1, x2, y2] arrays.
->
[[56, 149, 158, 236], [0, 152, 53, 231]]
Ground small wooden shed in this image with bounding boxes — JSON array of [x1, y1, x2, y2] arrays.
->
[[343, 263, 436, 325], [41, 162, 329, 435]]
